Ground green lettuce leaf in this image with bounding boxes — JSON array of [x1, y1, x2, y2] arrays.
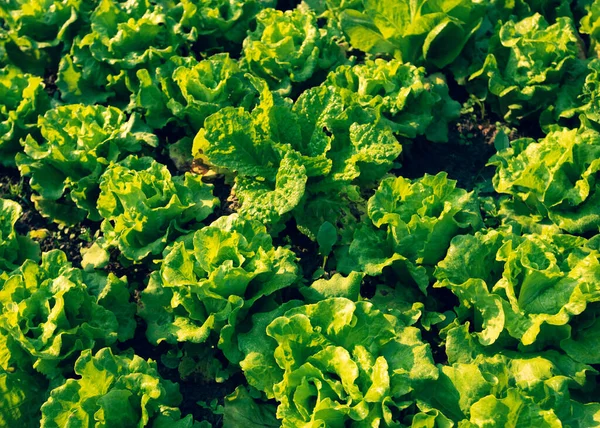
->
[[319, 0, 485, 68], [239, 298, 438, 427], [139, 214, 299, 362], [223, 385, 279, 428], [0, 65, 51, 166], [0, 0, 94, 74], [488, 127, 600, 234], [418, 322, 600, 427], [448, 0, 575, 84], [326, 59, 460, 142], [581, 0, 600, 57], [56, 0, 183, 104], [0, 198, 40, 273], [241, 7, 346, 95], [16, 104, 156, 224], [435, 230, 600, 348], [0, 250, 135, 378], [40, 347, 189, 427], [340, 172, 482, 293], [161, 0, 276, 45], [235, 151, 308, 225], [195, 77, 402, 236], [469, 14, 586, 124], [300, 272, 364, 303], [94, 155, 218, 262], [133, 53, 258, 131], [368, 172, 482, 266], [542, 58, 600, 130], [0, 367, 47, 426]]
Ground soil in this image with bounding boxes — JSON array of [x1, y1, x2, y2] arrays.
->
[[397, 116, 499, 191], [277, 0, 303, 11], [105, 250, 152, 287], [202, 175, 239, 223], [43, 72, 58, 97]]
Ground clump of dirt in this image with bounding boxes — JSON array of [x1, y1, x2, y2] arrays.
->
[[397, 115, 501, 191], [455, 116, 500, 145], [39, 222, 96, 266], [43, 72, 58, 97]]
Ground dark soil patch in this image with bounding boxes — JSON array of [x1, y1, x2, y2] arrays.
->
[[178, 373, 244, 426], [446, 74, 470, 105], [149, 126, 189, 176], [397, 116, 499, 190], [421, 325, 448, 365], [359, 276, 377, 299], [277, 0, 303, 11], [40, 222, 96, 266], [105, 249, 153, 288], [274, 218, 321, 281], [43, 72, 58, 97], [202, 175, 238, 224]]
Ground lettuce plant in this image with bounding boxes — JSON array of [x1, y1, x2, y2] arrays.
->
[[0, 198, 39, 273], [326, 59, 460, 142], [0, 324, 46, 424], [238, 298, 439, 427], [367, 172, 483, 265], [16, 104, 156, 224], [0, 305, 35, 374], [543, 58, 600, 130], [434, 229, 600, 349], [470, 14, 586, 124], [418, 322, 600, 426], [138, 214, 299, 351], [40, 347, 200, 427], [57, 0, 183, 104], [340, 172, 482, 292], [133, 53, 258, 131], [0, 0, 94, 73], [449, 0, 576, 84], [241, 7, 345, 95], [315, 0, 485, 69], [161, 0, 276, 45], [0, 250, 135, 378], [194, 77, 402, 236], [139, 214, 299, 358], [0, 65, 51, 166], [93, 156, 218, 262], [488, 127, 600, 234]]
